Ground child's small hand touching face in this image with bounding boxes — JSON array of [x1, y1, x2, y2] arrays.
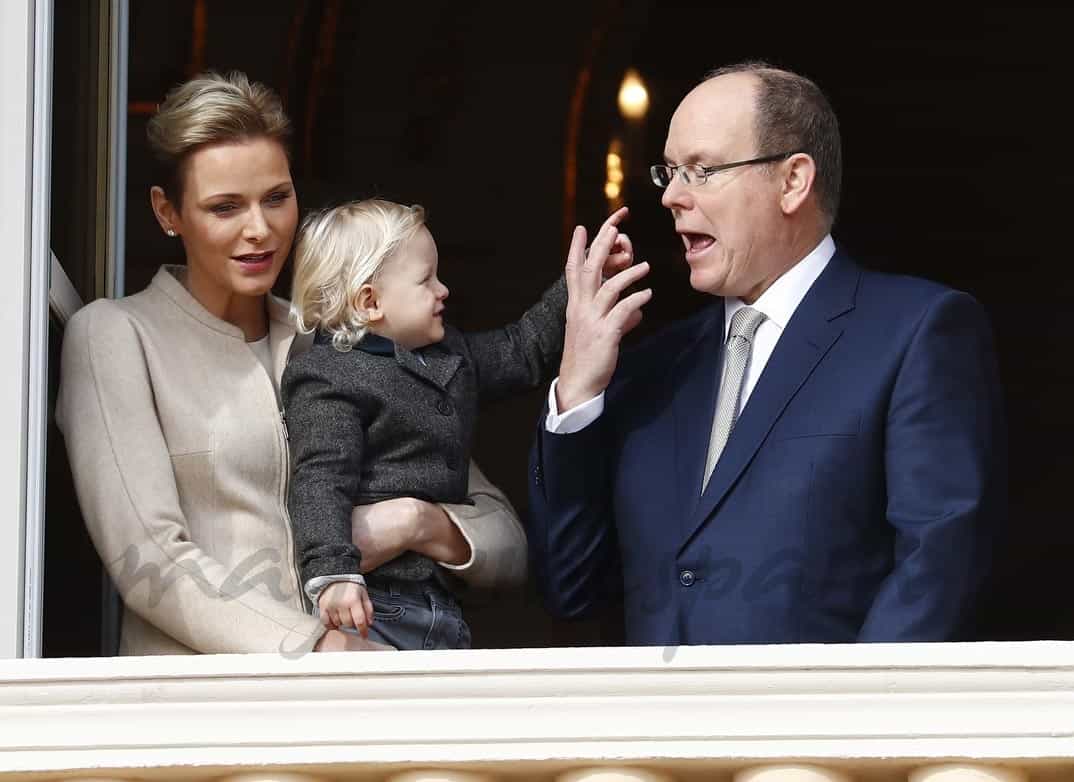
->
[[318, 581, 374, 638], [367, 226, 450, 350]]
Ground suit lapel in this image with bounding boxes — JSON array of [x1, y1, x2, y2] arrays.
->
[[397, 345, 463, 391], [672, 301, 726, 525], [680, 252, 860, 553]]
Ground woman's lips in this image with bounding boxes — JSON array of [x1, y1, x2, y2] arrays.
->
[[232, 251, 275, 273]]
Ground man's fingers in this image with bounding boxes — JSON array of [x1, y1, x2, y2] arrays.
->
[[587, 206, 629, 266], [567, 208, 632, 307], [566, 225, 587, 270], [362, 591, 374, 623], [564, 225, 591, 296], [595, 261, 651, 308], [584, 224, 620, 280], [602, 205, 629, 230], [620, 307, 645, 336], [607, 288, 654, 333]]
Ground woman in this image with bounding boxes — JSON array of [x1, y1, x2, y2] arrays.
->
[[55, 71, 527, 655]]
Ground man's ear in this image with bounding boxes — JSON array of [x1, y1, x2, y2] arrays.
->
[[779, 153, 817, 217], [150, 186, 181, 237], [354, 284, 382, 323]]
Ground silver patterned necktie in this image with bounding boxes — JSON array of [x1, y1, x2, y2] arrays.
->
[[702, 305, 767, 493]]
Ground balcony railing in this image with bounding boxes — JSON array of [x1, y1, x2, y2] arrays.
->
[[1, 642, 1071, 780]]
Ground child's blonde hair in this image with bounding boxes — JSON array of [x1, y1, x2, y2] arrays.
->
[[291, 199, 427, 351]]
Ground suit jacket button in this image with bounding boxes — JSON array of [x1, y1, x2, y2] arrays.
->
[[679, 570, 695, 587], [445, 454, 459, 470], [436, 398, 454, 415]]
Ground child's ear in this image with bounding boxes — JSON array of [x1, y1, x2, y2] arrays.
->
[[354, 284, 383, 323]]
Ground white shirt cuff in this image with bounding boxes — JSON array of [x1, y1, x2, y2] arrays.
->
[[545, 378, 605, 434], [304, 573, 366, 605]]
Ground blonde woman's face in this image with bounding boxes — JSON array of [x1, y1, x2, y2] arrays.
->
[[171, 137, 298, 306]]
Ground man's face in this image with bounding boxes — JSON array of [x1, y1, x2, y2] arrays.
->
[[661, 73, 785, 303]]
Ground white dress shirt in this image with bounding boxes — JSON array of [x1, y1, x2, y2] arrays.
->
[[546, 235, 836, 433]]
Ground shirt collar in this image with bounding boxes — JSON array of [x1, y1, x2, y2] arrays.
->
[[724, 234, 835, 336]]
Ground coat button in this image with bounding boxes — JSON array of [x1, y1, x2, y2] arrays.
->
[[679, 570, 695, 587], [436, 398, 454, 415], [445, 454, 459, 471]]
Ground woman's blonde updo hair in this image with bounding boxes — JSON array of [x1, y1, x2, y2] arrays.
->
[[146, 70, 291, 208], [291, 199, 427, 351]]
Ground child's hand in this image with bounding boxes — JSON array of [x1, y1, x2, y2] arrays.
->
[[318, 581, 373, 638]]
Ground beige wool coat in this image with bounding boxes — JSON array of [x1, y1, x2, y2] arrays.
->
[[56, 265, 527, 656]]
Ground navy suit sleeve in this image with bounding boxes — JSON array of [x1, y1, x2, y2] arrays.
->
[[527, 402, 622, 619], [859, 291, 1006, 641]]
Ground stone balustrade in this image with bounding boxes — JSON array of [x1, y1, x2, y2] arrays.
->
[[2, 643, 1071, 782], [39, 764, 1050, 780]]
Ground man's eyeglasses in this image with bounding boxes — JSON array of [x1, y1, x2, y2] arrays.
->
[[650, 151, 799, 188]]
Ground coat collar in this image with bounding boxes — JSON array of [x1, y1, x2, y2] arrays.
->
[[330, 331, 464, 391], [152, 265, 293, 336], [152, 265, 301, 384]]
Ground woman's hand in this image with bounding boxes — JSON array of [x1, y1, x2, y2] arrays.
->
[[351, 497, 471, 571]]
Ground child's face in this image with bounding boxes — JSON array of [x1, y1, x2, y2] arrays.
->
[[374, 226, 450, 350]]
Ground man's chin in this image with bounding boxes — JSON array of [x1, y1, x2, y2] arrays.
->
[[688, 268, 726, 297]]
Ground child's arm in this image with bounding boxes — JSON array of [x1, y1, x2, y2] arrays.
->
[[463, 209, 633, 401], [461, 272, 567, 401], [281, 350, 371, 631]]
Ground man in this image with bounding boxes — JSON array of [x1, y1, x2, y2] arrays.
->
[[528, 61, 1006, 645]]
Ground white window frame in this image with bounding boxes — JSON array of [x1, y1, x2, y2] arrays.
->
[[0, 0, 49, 660], [1, 0, 127, 658]]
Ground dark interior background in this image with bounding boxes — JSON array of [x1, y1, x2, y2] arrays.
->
[[44, 1, 1074, 654]]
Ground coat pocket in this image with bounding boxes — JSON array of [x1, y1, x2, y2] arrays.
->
[[170, 450, 216, 552]]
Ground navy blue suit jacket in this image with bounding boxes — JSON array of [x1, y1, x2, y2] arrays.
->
[[528, 249, 1006, 645]]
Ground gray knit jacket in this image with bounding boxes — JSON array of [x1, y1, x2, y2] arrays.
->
[[282, 275, 566, 585]]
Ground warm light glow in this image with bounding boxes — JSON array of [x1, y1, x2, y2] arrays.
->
[[618, 69, 650, 120], [605, 138, 625, 209]]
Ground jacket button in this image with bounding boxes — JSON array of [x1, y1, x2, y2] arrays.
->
[[445, 454, 459, 471], [436, 398, 454, 416], [679, 570, 695, 587]]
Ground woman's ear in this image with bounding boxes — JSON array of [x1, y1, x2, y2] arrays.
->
[[150, 186, 181, 238], [354, 284, 382, 323]]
